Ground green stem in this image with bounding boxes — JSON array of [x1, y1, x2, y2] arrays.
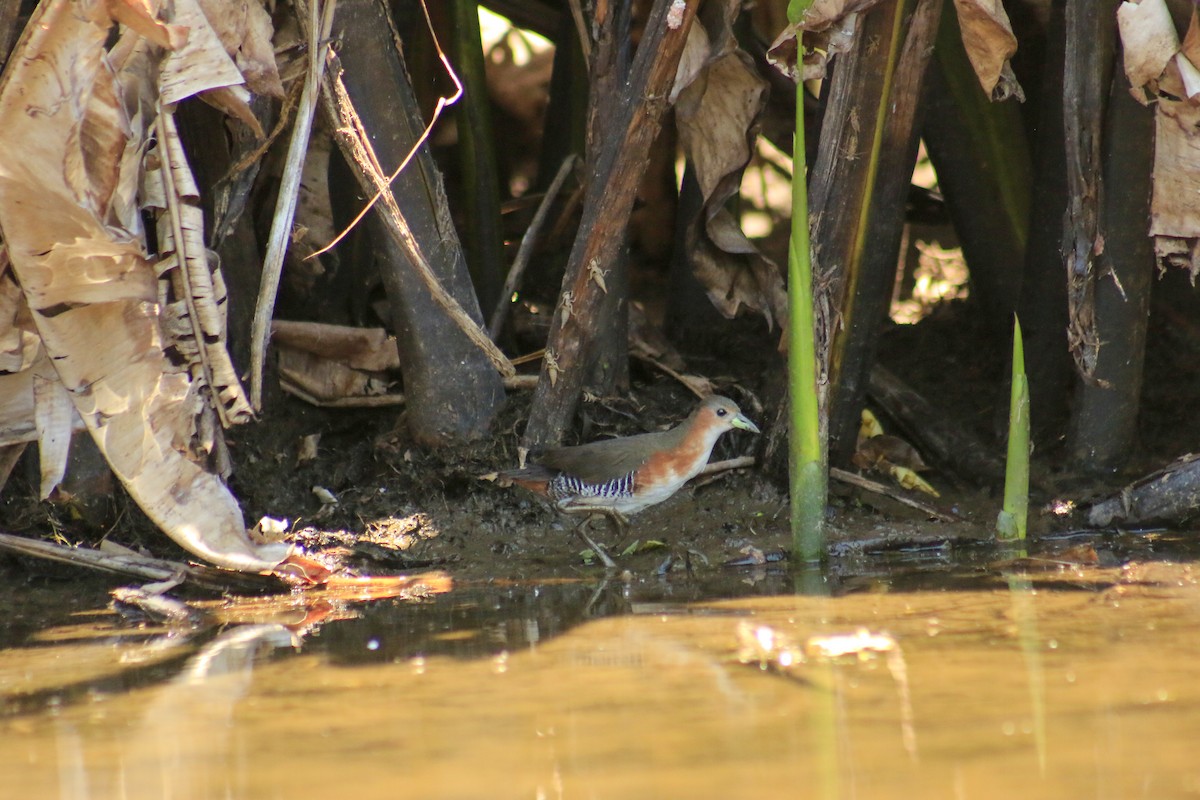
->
[[788, 77, 826, 563]]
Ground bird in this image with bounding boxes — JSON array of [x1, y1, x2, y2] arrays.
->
[[495, 395, 760, 565]]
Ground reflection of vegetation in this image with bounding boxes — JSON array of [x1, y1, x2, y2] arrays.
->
[[1004, 572, 1047, 773], [736, 617, 916, 789], [813, 659, 841, 800]]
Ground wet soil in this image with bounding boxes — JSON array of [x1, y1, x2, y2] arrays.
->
[[2, 269, 1199, 588]]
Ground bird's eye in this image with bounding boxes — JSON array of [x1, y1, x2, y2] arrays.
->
[[716, 408, 727, 417]]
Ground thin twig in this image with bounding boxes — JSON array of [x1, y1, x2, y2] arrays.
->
[[831, 467, 960, 523], [489, 154, 577, 338], [0, 532, 280, 593], [249, 0, 336, 411], [318, 60, 514, 377], [567, 0, 592, 67], [279, 381, 405, 408], [630, 351, 712, 399], [503, 374, 539, 390], [309, 0, 461, 259], [698, 456, 756, 477]]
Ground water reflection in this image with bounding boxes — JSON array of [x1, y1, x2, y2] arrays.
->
[[4, 557, 1200, 798], [58, 625, 296, 799]]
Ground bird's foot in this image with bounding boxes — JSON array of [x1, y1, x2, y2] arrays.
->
[[604, 511, 631, 540], [576, 526, 618, 569]]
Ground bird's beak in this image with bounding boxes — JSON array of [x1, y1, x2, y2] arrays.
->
[[732, 413, 761, 435]]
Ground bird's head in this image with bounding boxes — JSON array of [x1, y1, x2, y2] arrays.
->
[[693, 395, 761, 435]]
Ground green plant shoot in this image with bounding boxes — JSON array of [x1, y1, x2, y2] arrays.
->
[[785, 2, 826, 563], [997, 316, 1030, 541]]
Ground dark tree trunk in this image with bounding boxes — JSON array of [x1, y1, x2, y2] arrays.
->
[[666, 166, 727, 346], [584, 0, 631, 395], [811, 0, 944, 469], [1015, 0, 1072, 446], [330, 0, 505, 445], [448, 0, 505, 315], [521, 0, 698, 450], [922, 1, 1031, 335], [1066, 53, 1154, 472], [823, 0, 943, 468]]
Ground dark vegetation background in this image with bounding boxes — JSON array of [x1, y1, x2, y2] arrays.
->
[[2, 0, 1200, 576]]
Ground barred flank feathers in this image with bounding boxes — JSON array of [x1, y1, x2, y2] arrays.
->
[[549, 471, 634, 502]]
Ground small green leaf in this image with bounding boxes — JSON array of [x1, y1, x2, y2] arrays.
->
[[786, 0, 815, 25]]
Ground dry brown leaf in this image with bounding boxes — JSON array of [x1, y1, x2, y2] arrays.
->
[[951, 0, 1022, 100], [144, 109, 254, 432], [200, 85, 266, 137], [271, 321, 401, 372], [673, 15, 712, 101], [766, 0, 883, 82], [768, 0, 1019, 100], [196, 0, 285, 98], [271, 321, 403, 407], [159, 0, 248, 105], [1118, 3, 1200, 279], [0, 260, 39, 375], [1150, 102, 1200, 236], [1182, 9, 1200, 73], [151, 0, 263, 138], [277, 349, 402, 407], [31, 350, 75, 499], [0, 369, 37, 449], [1173, 52, 1200, 101], [1117, 0, 1178, 94], [105, 0, 188, 50], [0, 0, 286, 571], [0, 256, 87, 470], [676, 0, 787, 327]]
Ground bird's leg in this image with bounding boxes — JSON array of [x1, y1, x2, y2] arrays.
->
[[586, 511, 633, 569], [607, 510, 630, 536], [574, 520, 618, 569], [602, 510, 630, 547]]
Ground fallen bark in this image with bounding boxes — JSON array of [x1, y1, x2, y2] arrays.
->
[[1088, 455, 1200, 527]]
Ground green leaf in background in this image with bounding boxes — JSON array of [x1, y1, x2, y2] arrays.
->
[[787, 0, 815, 26]]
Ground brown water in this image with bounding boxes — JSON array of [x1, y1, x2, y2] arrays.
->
[[4, 551, 1200, 799]]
